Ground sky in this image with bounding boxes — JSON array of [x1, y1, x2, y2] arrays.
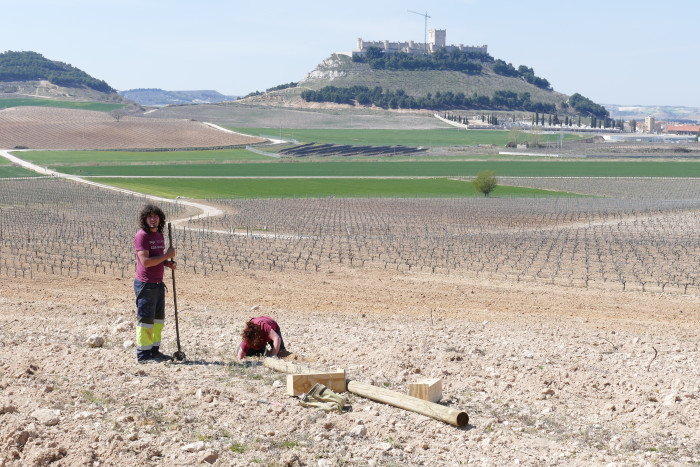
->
[[3, 0, 700, 107]]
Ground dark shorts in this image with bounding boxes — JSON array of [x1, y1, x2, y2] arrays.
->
[[134, 279, 165, 324]]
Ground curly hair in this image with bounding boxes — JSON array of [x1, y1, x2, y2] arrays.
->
[[138, 204, 166, 233], [241, 321, 266, 350]]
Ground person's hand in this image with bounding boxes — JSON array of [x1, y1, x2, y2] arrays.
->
[[166, 261, 177, 270], [165, 247, 176, 259]]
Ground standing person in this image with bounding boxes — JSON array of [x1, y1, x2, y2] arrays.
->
[[237, 316, 286, 360], [134, 204, 176, 364]]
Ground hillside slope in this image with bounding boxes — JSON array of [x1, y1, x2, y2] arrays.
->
[[0, 50, 114, 93], [0, 51, 128, 104], [299, 54, 569, 107], [0, 80, 127, 104]]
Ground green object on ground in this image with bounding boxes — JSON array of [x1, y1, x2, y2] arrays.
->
[[299, 383, 346, 412]]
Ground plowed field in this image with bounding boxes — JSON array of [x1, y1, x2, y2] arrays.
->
[[0, 106, 265, 150]]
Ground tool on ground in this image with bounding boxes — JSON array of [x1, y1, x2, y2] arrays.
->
[[168, 222, 186, 361], [299, 383, 346, 412]]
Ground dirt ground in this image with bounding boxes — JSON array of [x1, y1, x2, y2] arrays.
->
[[1, 264, 698, 466]]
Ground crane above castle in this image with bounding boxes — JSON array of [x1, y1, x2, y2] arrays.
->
[[407, 10, 431, 55]]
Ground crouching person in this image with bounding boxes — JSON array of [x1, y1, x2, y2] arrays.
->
[[237, 316, 286, 360]]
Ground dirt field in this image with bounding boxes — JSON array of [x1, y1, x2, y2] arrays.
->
[[1, 264, 698, 466], [1, 103, 699, 465], [0, 106, 265, 150]]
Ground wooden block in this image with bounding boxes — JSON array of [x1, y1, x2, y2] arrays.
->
[[286, 370, 346, 396], [409, 378, 442, 403]]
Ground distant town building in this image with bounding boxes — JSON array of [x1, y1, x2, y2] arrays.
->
[[664, 124, 700, 135], [644, 116, 656, 133], [353, 29, 487, 57]]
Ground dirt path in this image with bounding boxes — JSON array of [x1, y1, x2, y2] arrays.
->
[[0, 149, 220, 226]]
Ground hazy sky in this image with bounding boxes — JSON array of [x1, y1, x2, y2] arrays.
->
[[4, 0, 699, 107]]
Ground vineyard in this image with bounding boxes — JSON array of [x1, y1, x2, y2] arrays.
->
[[0, 178, 194, 278], [3, 177, 700, 295], [0, 106, 266, 150]]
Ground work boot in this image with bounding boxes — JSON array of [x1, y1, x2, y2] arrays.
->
[[151, 347, 172, 362], [137, 349, 153, 364]]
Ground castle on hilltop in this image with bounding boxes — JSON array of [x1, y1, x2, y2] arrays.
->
[[353, 29, 487, 57]]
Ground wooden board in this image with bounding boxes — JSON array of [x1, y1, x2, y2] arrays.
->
[[286, 370, 346, 396], [409, 378, 442, 403]]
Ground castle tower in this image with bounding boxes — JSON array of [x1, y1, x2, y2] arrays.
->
[[428, 29, 446, 47]]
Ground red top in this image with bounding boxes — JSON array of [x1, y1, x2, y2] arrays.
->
[[240, 316, 279, 353], [134, 229, 165, 283]]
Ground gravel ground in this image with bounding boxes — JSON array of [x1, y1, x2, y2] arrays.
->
[[1, 267, 698, 466]]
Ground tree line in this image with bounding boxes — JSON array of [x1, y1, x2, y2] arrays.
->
[[492, 59, 551, 90], [301, 85, 557, 113], [352, 46, 488, 74], [0, 51, 115, 93], [244, 81, 298, 98], [568, 93, 609, 119]]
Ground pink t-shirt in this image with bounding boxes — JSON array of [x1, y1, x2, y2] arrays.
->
[[134, 229, 165, 283], [240, 316, 279, 353]]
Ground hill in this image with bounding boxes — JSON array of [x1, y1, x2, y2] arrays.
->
[[241, 52, 607, 119], [300, 54, 564, 104], [0, 51, 129, 105], [0, 50, 114, 93], [118, 88, 238, 107], [606, 104, 700, 123]]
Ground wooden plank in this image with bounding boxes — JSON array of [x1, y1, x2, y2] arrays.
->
[[263, 357, 315, 375], [409, 378, 442, 403], [286, 370, 346, 396], [262, 357, 469, 427], [347, 379, 468, 427]]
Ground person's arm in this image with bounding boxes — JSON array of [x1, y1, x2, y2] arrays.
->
[[268, 330, 282, 357], [136, 247, 175, 268], [237, 345, 246, 360]]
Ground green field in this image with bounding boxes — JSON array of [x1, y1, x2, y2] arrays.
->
[[0, 97, 125, 112], [98, 177, 576, 199], [0, 166, 41, 178], [232, 127, 583, 147], [22, 149, 270, 165], [54, 160, 700, 178]]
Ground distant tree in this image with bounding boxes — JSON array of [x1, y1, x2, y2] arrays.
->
[[630, 120, 637, 133], [508, 127, 525, 145], [473, 170, 498, 197], [109, 109, 125, 121]]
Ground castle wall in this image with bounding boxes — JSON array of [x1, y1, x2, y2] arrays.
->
[[354, 29, 487, 57]]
